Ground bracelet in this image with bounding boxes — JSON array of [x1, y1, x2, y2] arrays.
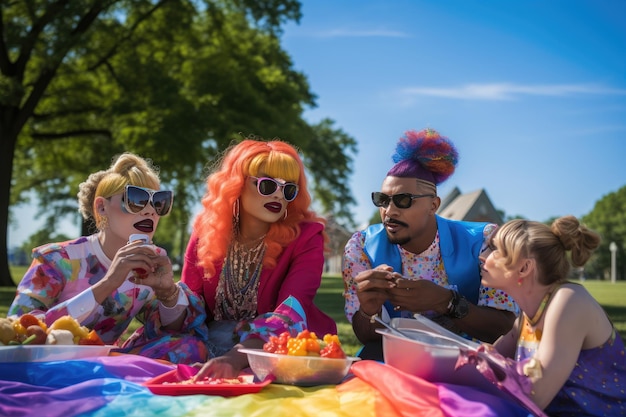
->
[[157, 285, 179, 304], [358, 308, 379, 324], [446, 289, 456, 315], [521, 357, 543, 379]]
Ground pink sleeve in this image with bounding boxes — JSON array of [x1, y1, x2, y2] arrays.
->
[[274, 225, 326, 311], [263, 222, 336, 336]]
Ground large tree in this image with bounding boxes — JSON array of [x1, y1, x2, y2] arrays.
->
[[1, 0, 357, 286], [582, 185, 626, 281]]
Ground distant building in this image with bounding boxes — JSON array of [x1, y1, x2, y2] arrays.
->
[[324, 216, 354, 275], [437, 187, 503, 225]]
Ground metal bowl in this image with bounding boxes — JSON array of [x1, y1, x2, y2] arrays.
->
[[377, 318, 498, 393]]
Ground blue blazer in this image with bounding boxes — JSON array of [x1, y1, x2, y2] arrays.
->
[[363, 215, 488, 318]]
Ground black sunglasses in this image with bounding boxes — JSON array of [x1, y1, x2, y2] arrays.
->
[[122, 185, 173, 216], [250, 176, 299, 202], [371, 192, 435, 209]]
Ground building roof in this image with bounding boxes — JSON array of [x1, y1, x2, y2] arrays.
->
[[437, 187, 503, 224]]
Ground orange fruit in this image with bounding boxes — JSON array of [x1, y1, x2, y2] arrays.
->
[[19, 314, 41, 329]]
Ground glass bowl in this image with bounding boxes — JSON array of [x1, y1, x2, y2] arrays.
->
[[238, 348, 360, 386]]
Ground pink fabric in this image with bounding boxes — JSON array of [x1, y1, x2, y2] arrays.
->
[[349, 360, 532, 417], [457, 347, 548, 417], [0, 355, 531, 417], [182, 221, 337, 336]]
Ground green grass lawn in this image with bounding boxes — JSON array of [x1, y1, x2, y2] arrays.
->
[[3, 266, 625, 357]]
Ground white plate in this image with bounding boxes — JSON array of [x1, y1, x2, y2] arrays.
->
[[0, 344, 114, 362]]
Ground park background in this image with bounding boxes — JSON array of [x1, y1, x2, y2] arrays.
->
[[2, 1, 625, 352], [2, 266, 625, 357]]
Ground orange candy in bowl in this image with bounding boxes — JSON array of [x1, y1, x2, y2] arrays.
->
[[239, 330, 360, 386]]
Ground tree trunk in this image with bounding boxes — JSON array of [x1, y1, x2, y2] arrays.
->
[[0, 107, 19, 287]]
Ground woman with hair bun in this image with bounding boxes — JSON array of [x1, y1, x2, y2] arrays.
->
[[182, 138, 337, 379], [480, 215, 626, 415], [8, 152, 208, 363]]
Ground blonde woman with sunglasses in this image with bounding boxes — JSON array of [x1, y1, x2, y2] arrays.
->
[[8, 153, 208, 363], [182, 139, 336, 379]]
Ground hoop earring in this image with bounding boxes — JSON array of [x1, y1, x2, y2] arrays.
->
[[283, 209, 288, 220], [233, 199, 240, 224]]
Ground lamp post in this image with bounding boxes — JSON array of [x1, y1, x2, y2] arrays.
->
[[609, 242, 617, 284]]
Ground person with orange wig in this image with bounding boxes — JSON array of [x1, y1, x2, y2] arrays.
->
[[182, 138, 337, 378]]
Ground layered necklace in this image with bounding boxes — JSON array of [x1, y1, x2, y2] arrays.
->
[[214, 231, 266, 321]]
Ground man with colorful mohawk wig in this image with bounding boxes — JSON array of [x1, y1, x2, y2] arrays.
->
[[342, 128, 518, 361]]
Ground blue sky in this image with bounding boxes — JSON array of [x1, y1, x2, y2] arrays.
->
[[282, 0, 626, 227], [7, 0, 626, 247]]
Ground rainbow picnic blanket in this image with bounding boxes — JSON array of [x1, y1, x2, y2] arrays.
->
[[0, 355, 532, 417]]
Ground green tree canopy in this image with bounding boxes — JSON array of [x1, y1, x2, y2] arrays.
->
[[1, 0, 357, 286], [582, 185, 626, 281]]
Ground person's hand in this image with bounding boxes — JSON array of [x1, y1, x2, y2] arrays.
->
[[194, 355, 242, 380], [125, 246, 180, 306], [387, 278, 451, 315], [102, 240, 163, 290], [354, 264, 398, 315], [91, 240, 174, 304], [193, 340, 262, 380], [128, 251, 175, 293]]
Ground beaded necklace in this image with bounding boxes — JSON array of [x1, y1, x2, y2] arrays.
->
[[214, 235, 266, 321]]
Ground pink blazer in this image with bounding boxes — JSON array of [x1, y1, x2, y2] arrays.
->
[[182, 221, 337, 336]]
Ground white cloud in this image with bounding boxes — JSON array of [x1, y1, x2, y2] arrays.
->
[[313, 28, 410, 38], [566, 124, 626, 136], [400, 83, 626, 101]]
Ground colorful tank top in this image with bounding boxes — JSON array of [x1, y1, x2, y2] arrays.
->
[[517, 314, 626, 416]]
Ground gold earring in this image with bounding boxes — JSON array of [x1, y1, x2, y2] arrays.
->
[[233, 199, 240, 224], [283, 208, 288, 220]]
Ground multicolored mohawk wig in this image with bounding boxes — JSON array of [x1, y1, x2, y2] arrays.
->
[[387, 128, 458, 185]]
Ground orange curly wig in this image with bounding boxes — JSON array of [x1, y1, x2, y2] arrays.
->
[[194, 139, 327, 279]]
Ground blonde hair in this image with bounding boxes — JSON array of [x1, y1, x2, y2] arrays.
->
[[77, 152, 161, 230], [493, 215, 601, 285]]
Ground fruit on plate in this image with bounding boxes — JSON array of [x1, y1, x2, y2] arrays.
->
[[0, 318, 16, 345], [25, 325, 47, 345], [49, 315, 90, 344], [79, 329, 106, 346], [0, 314, 104, 346], [46, 329, 76, 345], [263, 330, 347, 359]]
